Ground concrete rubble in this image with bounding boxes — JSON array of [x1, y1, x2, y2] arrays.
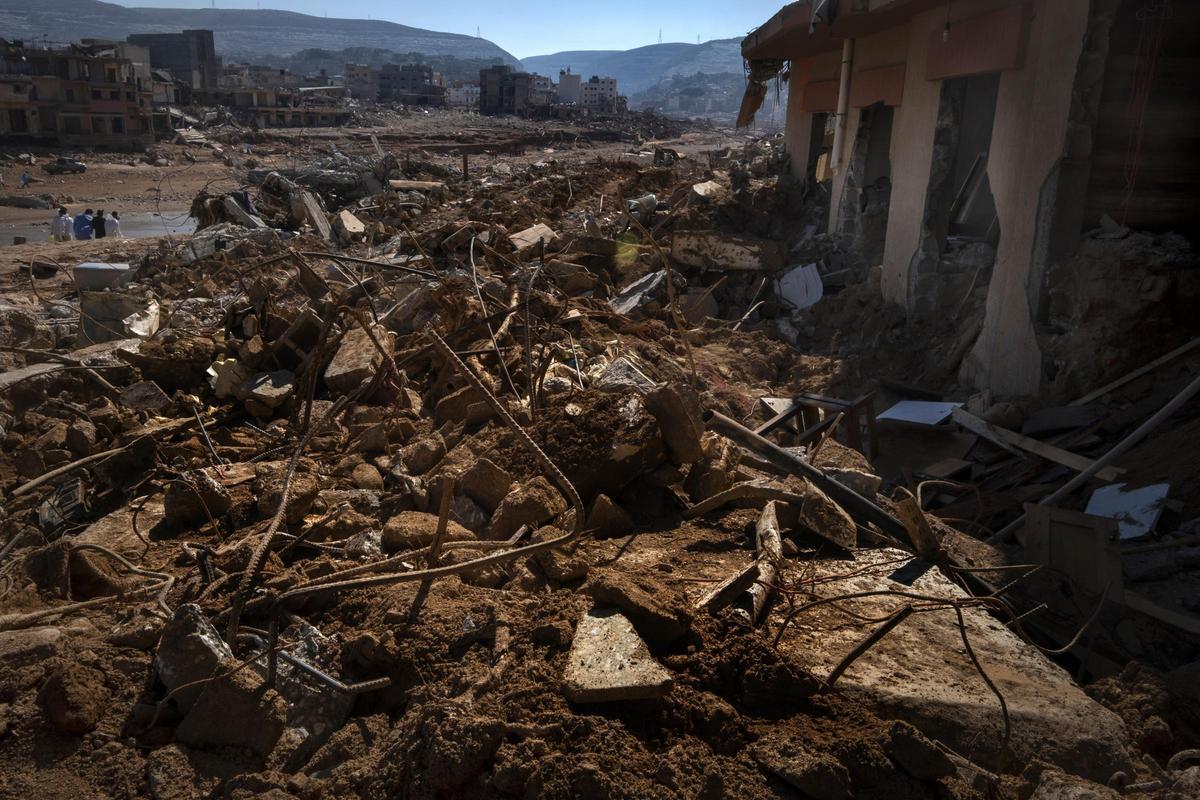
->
[[0, 113, 1197, 800]]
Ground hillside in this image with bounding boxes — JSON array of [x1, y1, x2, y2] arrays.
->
[[521, 38, 743, 94], [0, 0, 520, 66]]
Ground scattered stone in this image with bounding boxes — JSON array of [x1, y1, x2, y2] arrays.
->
[[65, 420, 98, 457], [530, 527, 589, 583], [333, 209, 366, 241], [581, 570, 690, 645], [325, 324, 391, 393], [154, 604, 235, 712], [488, 476, 567, 540], [381, 510, 474, 552], [38, 661, 111, 735], [827, 467, 883, 498], [164, 469, 232, 528], [459, 457, 513, 512], [509, 223, 557, 253], [400, 432, 446, 475], [586, 494, 634, 538], [351, 462, 384, 491], [594, 357, 657, 394], [242, 370, 295, 410], [176, 667, 287, 758], [562, 608, 672, 703], [881, 720, 956, 780], [644, 384, 704, 464], [0, 626, 64, 667], [750, 734, 850, 800]]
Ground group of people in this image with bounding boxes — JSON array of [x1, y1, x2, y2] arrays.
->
[[50, 208, 123, 242]]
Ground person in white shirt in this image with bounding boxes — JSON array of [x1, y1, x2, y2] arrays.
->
[[107, 211, 123, 239], [51, 207, 72, 241]]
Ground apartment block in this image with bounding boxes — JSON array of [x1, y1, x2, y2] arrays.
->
[[0, 38, 155, 149], [126, 29, 219, 91]]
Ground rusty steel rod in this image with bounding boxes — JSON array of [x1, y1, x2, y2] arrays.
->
[[703, 409, 908, 542]]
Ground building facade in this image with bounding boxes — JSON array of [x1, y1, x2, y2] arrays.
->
[[379, 63, 446, 106], [0, 38, 155, 149], [445, 82, 480, 107], [558, 68, 581, 104], [126, 29, 218, 91], [479, 65, 532, 115], [580, 75, 618, 110], [743, 0, 1200, 396], [344, 63, 378, 100]]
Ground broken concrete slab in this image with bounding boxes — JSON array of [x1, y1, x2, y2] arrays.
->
[[292, 189, 332, 241], [644, 383, 704, 464], [562, 608, 672, 703], [153, 604, 235, 712], [749, 732, 850, 800], [509, 223, 557, 254], [670, 231, 785, 272], [777, 548, 1134, 782], [242, 370, 295, 410], [581, 570, 690, 645], [593, 356, 656, 394], [221, 195, 268, 229], [324, 324, 391, 393], [176, 666, 286, 758], [334, 209, 365, 242]]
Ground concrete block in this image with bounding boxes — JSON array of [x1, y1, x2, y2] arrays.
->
[[671, 231, 784, 272], [562, 608, 672, 703]]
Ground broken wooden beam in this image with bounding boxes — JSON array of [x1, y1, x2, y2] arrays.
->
[[950, 408, 1124, 481]]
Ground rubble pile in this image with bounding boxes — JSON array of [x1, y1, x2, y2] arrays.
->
[[1, 135, 1199, 800]]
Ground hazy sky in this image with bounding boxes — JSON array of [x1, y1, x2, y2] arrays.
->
[[115, 0, 785, 58]]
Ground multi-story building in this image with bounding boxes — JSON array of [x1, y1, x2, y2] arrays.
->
[[557, 68, 581, 104], [0, 38, 156, 149], [379, 63, 446, 106], [193, 85, 351, 128], [445, 82, 480, 108], [479, 65, 531, 115], [126, 29, 219, 91], [221, 64, 307, 90], [529, 73, 555, 107], [580, 75, 619, 110], [344, 63, 378, 100]]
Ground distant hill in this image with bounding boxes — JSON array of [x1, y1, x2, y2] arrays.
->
[[521, 38, 743, 94], [0, 0, 521, 66]]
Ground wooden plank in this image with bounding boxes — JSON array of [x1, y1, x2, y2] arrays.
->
[[951, 408, 1125, 482], [388, 179, 447, 192], [1069, 337, 1200, 406], [1123, 592, 1200, 636]]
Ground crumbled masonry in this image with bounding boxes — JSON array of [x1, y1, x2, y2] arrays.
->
[[0, 110, 1198, 800]]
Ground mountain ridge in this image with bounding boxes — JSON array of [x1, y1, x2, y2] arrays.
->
[[0, 0, 520, 66], [521, 38, 743, 94]]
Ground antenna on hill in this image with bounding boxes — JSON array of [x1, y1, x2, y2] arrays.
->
[[477, 26, 481, 38], [658, 28, 662, 44], [697, 34, 700, 44]]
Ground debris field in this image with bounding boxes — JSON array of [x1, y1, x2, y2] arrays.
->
[[1, 125, 1199, 800]]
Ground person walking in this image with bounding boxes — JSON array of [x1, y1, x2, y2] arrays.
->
[[107, 211, 123, 239], [73, 208, 94, 240], [19, 171, 31, 190], [51, 207, 72, 241], [93, 208, 107, 239]]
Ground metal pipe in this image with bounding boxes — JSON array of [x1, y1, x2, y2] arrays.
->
[[703, 409, 909, 542], [829, 38, 855, 174], [988, 372, 1200, 544]]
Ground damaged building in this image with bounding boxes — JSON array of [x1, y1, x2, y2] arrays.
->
[[741, 0, 1200, 397], [0, 38, 156, 149]]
